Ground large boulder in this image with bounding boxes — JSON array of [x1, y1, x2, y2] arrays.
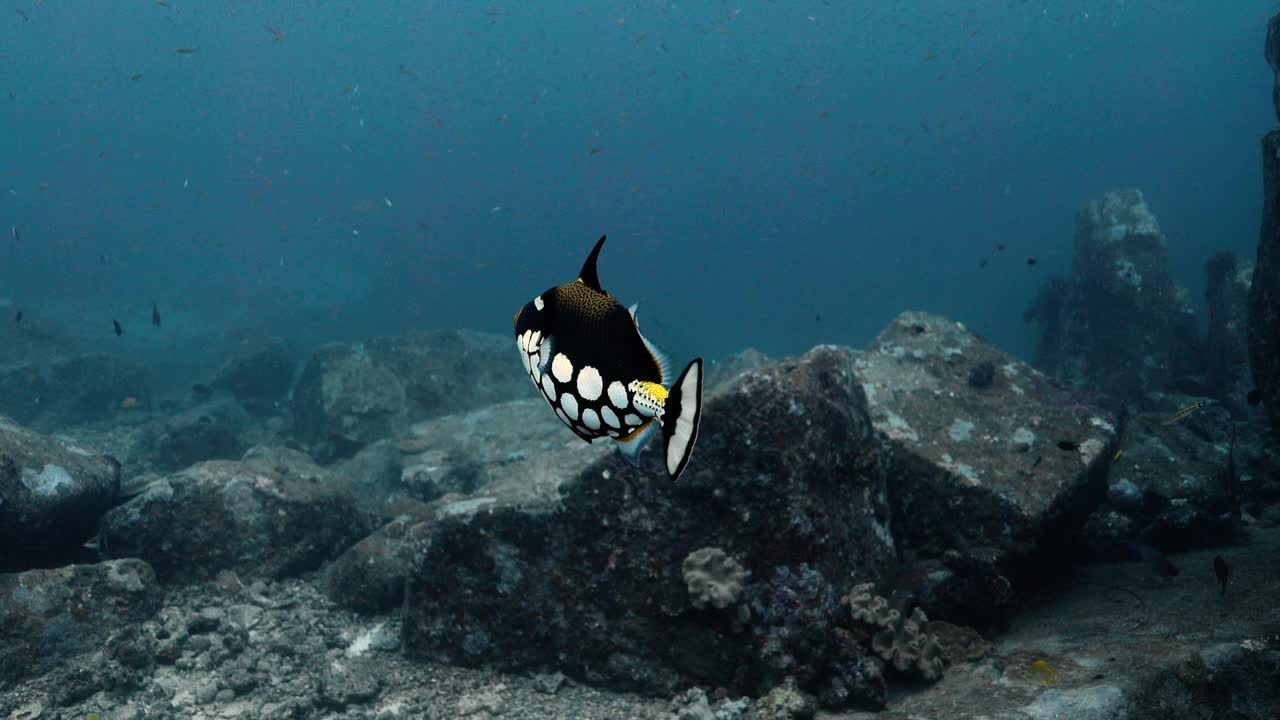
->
[[0, 559, 162, 685], [1250, 129, 1280, 439], [0, 354, 148, 431], [856, 312, 1120, 626], [0, 415, 120, 571], [211, 336, 296, 415], [1027, 189, 1198, 406], [401, 345, 898, 699], [98, 447, 370, 583], [1204, 253, 1254, 414], [291, 330, 525, 461]]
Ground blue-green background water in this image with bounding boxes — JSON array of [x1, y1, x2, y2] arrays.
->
[[0, 0, 1271, 385]]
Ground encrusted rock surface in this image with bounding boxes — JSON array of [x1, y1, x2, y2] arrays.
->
[[211, 336, 296, 415], [0, 353, 148, 432], [0, 559, 162, 685], [0, 415, 120, 570], [1250, 129, 1280, 440], [402, 345, 897, 699], [1204, 253, 1254, 414], [857, 311, 1120, 626], [98, 447, 370, 584], [1028, 189, 1197, 405], [291, 330, 525, 461]]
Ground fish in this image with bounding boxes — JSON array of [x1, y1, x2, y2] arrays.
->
[[513, 235, 704, 480], [121, 396, 139, 409], [174, 47, 197, 54], [1028, 659, 1057, 685], [1247, 388, 1262, 406], [267, 26, 285, 42], [13, 310, 20, 324], [1162, 401, 1207, 425], [131, 73, 143, 81], [113, 319, 123, 337], [1026, 257, 1038, 266], [1056, 440, 1080, 451], [191, 384, 212, 397], [152, 302, 161, 327], [1213, 554, 1229, 595], [10, 225, 18, 243]]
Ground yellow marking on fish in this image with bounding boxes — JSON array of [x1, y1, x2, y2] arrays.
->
[[630, 381, 668, 403], [1027, 659, 1057, 685], [1113, 449, 1124, 462], [1162, 401, 1206, 425]]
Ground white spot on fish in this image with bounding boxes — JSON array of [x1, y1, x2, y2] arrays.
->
[[582, 408, 601, 430], [576, 366, 603, 401], [534, 296, 544, 311], [608, 381, 628, 409], [541, 373, 556, 400], [601, 406, 620, 429], [552, 353, 574, 383], [560, 393, 579, 421]]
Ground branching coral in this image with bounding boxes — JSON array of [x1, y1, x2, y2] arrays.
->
[[845, 583, 945, 681]]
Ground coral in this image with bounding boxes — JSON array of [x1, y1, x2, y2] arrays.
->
[[748, 565, 839, 688], [682, 547, 747, 610], [845, 583, 945, 681], [966, 361, 996, 389]]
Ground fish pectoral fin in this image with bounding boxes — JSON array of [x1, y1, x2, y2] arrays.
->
[[537, 335, 555, 373], [660, 358, 703, 481], [614, 420, 657, 467]]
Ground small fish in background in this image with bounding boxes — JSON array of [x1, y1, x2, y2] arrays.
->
[[113, 319, 123, 337], [512, 235, 704, 480], [191, 384, 212, 398], [267, 26, 285, 42], [1027, 659, 1057, 685], [121, 396, 139, 409], [152, 302, 161, 328], [1247, 388, 1262, 406], [1131, 542, 1180, 577], [1026, 257, 1039, 266], [1056, 440, 1080, 451], [10, 225, 18, 243], [1162, 401, 1207, 425], [174, 47, 197, 54], [13, 310, 21, 324], [1213, 555, 1229, 595]]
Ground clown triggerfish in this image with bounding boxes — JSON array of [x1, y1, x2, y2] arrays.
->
[[513, 235, 703, 480]]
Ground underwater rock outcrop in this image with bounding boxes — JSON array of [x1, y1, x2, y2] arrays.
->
[[857, 312, 1119, 626], [98, 446, 370, 584], [291, 330, 525, 461], [1249, 27, 1280, 438], [1027, 189, 1198, 406], [211, 336, 296, 415], [401, 345, 898, 701], [1204, 253, 1253, 413], [0, 414, 120, 571], [0, 559, 161, 684], [0, 353, 148, 432]]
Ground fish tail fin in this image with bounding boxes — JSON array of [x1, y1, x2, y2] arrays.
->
[[660, 358, 703, 481]]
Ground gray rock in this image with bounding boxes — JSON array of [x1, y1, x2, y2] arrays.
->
[[0, 415, 120, 569], [98, 450, 369, 584], [857, 312, 1119, 626], [402, 345, 896, 696], [291, 330, 525, 461], [1268, 13, 1280, 123], [0, 354, 148, 432], [319, 661, 383, 707], [150, 398, 253, 473], [211, 336, 296, 415], [1023, 685, 1126, 720], [1027, 189, 1197, 405], [707, 348, 774, 392], [0, 559, 161, 683], [1203, 254, 1253, 414], [323, 508, 434, 614]]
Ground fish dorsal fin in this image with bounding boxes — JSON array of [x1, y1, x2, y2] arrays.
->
[[630, 303, 672, 383], [577, 235, 607, 292]]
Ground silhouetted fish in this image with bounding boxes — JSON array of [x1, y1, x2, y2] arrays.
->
[[152, 302, 161, 328], [1026, 257, 1038, 266], [1213, 554, 1229, 595], [13, 310, 20, 324], [113, 319, 123, 337], [191, 384, 212, 397]]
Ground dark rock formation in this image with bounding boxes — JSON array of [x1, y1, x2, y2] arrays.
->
[[1204, 253, 1254, 414], [1250, 129, 1280, 438], [401, 345, 897, 700], [857, 312, 1119, 626], [291, 330, 524, 461], [149, 398, 253, 473], [98, 447, 370, 584], [0, 559, 161, 685], [323, 509, 433, 614], [1027, 189, 1198, 406], [0, 415, 120, 571], [0, 354, 147, 432], [211, 336, 296, 415]]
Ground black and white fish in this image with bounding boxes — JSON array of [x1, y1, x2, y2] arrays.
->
[[513, 235, 704, 480]]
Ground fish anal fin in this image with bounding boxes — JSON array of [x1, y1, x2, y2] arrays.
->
[[615, 419, 656, 467]]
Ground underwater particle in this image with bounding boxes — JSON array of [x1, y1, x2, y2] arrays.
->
[[967, 361, 996, 389], [113, 319, 124, 337], [1056, 440, 1079, 451], [1247, 388, 1262, 406], [1028, 659, 1057, 685], [121, 396, 139, 409], [1214, 555, 1229, 595]]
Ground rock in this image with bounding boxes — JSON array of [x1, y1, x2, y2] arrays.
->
[[291, 330, 525, 461], [402, 345, 896, 697], [1203, 253, 1254, 414], [0, 559, 162, 683], [0, 354, 148, 432], [319, 660, 383, 707], [1250, 128, 1280, 439], [1022, 686, 1126, 720], [150, 398, 253, 473], [98, 449, 369, 584], [857, 312, 1119, 626], [1027, 189, 1198, 405], [323, 510, 434, 614], [0, 415, 120, 570], [1268, 13, 1280, 122], [707, 348, 775, 392], [333, 440, 404, 509], [744, 679, 816, 720], [211, 336, 296, 415]]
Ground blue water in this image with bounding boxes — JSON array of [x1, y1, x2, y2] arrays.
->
[[1, 1, 1271, 375]]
